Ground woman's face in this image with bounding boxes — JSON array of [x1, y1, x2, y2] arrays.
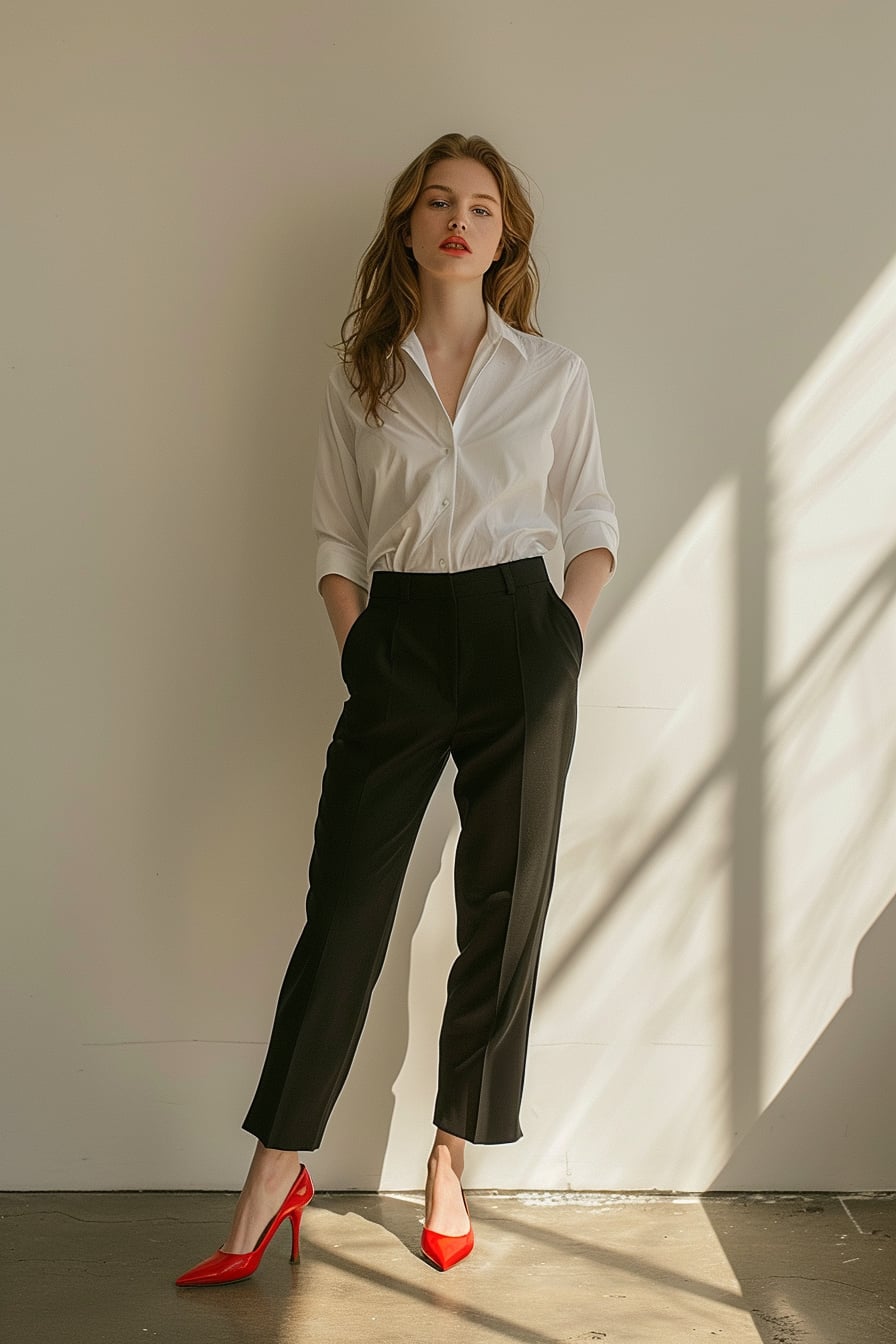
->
[[404, 157, 504, 278]]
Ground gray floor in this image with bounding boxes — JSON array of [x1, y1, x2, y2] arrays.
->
[[2, 1189, 894, 1343]]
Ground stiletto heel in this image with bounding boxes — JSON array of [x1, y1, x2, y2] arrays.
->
[[175, 1164, 314, 1286], [421, 1185, 474, 1271], [289, 1207, 302, 1263]]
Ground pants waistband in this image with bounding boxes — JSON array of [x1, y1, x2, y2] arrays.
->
[[368, 554, 549, 599]]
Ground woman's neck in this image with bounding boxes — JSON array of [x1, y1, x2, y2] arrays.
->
[[413, 288, 488, 357]]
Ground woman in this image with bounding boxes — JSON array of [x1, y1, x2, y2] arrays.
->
[[175, 131, 619, 1285]]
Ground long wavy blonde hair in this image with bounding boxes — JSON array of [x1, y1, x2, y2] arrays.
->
[[332, 132, 543, 427]]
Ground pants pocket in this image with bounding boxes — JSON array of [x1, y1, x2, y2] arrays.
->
[[546, 582, 584, 666], [339, 603, 371, 683]]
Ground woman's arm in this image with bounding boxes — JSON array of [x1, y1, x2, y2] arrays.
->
[[561, 547, 614, 637], [312, 367, 370, 631], [547, 355, 620, 642], [319, 573, 368, 656]]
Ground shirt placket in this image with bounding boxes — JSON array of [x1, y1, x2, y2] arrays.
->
[[409, 337, 503, 573]]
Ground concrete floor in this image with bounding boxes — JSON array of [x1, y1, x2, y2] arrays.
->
[[2, 1189, 894, 1343]]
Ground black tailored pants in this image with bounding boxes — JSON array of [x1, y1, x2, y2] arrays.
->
[[241, 554, 583, 1150]]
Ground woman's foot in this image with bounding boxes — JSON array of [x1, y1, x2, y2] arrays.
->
[[424, 1133, 471, 1236], [219, 1142, 301, 1255]]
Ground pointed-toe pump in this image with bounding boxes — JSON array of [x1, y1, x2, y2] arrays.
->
[[420, 1186, 474, 1271], [175, 1164, 314, 1286]]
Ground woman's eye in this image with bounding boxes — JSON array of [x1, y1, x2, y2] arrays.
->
[[429, 200, 490, 215]]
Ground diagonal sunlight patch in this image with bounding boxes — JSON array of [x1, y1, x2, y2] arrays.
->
[[757, 250, 896, 1146]]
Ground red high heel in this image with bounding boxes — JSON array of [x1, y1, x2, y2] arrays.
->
[[420, 1186, 474, 1271], [175, 1164, 314, 1286]]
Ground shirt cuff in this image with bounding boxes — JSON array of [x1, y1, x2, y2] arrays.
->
[[315, 541, 370, 595], [563, 521, 619, 582]]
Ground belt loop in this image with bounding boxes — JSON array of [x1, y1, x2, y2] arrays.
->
[[499, 561, 516, 594]]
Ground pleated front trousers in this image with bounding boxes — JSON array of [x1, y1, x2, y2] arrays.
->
[[241, 554, 583, 1150]]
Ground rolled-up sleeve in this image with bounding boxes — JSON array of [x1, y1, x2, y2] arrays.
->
[[548, 354, 620, 582], [311, 366, 370, 594]]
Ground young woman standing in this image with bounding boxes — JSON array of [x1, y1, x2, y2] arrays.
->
[[175, 131, 619, 1285]]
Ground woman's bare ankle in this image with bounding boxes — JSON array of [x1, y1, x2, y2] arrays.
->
[[427, 1128, 465, 1179], [245, 1142, 299, 1192]]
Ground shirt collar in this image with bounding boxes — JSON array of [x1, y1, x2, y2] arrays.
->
[[485, 301, 530, 360]]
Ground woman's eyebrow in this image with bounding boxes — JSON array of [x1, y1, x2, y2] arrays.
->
[[422, 183, 499, 206]]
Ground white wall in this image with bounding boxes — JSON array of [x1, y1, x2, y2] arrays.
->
[[3, 1, 895, 1192]]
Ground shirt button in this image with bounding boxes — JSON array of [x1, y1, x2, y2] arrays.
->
[[441, 499, 449, 508], [439, 558, 446, 568]]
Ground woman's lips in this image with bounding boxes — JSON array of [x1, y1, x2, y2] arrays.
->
[[440, 242, 470, 253]]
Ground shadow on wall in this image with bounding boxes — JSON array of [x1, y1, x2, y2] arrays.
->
[[702, 893, 896, 1343], [710, 892, 896, 1192]]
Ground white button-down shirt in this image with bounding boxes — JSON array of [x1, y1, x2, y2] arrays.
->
[[312, 300, 619, 594]]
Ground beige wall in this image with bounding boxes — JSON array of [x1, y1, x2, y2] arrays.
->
[[3, 1, 895, 1192]]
